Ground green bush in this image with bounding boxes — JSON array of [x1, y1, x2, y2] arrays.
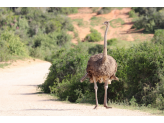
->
[[91, 7, 100, 13], [39, 43, 90, 92], [132, 16, 156, 33], [53, 15, 74, 31], [97, 7, 123, 15], [0, 42, 11, 62], [131, 7, 164, 33], [40, 40, 164, 108], [88, 44, 103, 55], [0, 31, 28, 56], [97, 7, 113, 15], [0, 7, 75, 62], [152, 29, 164, 45], [29, 31, 72, 60], [56, 30, 72, 46], [129, 10, 136, 18], [48, 7, 78, 15], [107, 38, 117, 45], [20, 7, 31, 15], [85, 28, 102, 42], [45, 20, 62, 33]]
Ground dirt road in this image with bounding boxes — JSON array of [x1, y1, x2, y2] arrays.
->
[[0, 59, 155, 116]]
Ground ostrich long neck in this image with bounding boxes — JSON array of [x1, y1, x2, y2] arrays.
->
[[102, 24, 109, 63]]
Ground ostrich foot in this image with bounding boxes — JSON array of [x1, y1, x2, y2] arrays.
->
[[93, 105, 98, 109], [104, 105, 112, 109]]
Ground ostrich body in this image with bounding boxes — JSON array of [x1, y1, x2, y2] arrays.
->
[[80, 21, 119, 109]]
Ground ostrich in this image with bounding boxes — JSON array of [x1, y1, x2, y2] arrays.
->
[[80, 21, 119, 109]]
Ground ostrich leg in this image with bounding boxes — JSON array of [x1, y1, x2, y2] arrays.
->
[[104, 80, 112, 108], [93, 76, 98, 109]]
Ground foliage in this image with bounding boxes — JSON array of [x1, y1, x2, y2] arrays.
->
[[40, 39, 164, 109], [84, 28, 102, 42], [45, 20, 62, 33], [129, 10, 137, 18], [97, 7, 123, 15], [0, 31, 27, 56], [48, 7, 78, 15], [0, 7, 74, 61], [91, 7, 100, 13], [129, 96, 138, 106], [107, 38, 118, 45], [152, 29, 164, 45], [131, 7, 164, 33], [39, 44, 91, 92], [29, 31, 72, 60], [97, 7, 113, 15], [88, 44, 103, 55]]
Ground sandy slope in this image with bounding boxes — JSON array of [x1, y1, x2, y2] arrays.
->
[[0, 59, 156, 116], [68, 7, 154, 44]]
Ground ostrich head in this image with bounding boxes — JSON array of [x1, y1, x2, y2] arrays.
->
[[103, 21, 110, 26]]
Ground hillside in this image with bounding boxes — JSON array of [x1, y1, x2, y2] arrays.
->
[[68, 7, 153, 45]]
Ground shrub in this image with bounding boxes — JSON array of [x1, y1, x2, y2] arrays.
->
[[85, 28, 102, 42], [40, 41, 164, 108], [48, 7, 78, 15], [0, 7, 75, 62], [45, 20, 62, 33], [18, 18, 29, 30], [131, 7, 164, 33], [20, 7, 31, 15], [97, 7, 113, 15], [151, 29, 164, 45], [53, 15, 74, 31], [97, 9, 103, 15], [0, 31, 28, 56], [88, 44, 103, 55], [0, 41, 11, 62], [91, 7, 100, 13], [39, 43, 91, 93], [56, 30, 72, 46], [107, 38, 117, 45], [129, 10, 137, 18]]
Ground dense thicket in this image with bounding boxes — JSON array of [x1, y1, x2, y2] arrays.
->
[[131, 7, 164, 33], [0, 7, 75, 61]]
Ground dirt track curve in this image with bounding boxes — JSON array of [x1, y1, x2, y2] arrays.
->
[[0, 59, 156, 116]]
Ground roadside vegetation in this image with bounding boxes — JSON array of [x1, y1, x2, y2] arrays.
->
[[0, 7, 77, 62], [39, 8, 164, 115], [40, 29, 164, 116]]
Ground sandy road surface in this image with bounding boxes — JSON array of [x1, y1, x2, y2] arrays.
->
[[0, 60, 155, 116]]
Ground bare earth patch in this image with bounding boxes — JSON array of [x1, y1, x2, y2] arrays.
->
[[68, 7, 154, 44], [0, 59, 156, 116]]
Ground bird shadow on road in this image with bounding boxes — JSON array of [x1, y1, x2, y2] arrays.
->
[[13, 84, 38, 87], [23, 109, 78, 111]]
